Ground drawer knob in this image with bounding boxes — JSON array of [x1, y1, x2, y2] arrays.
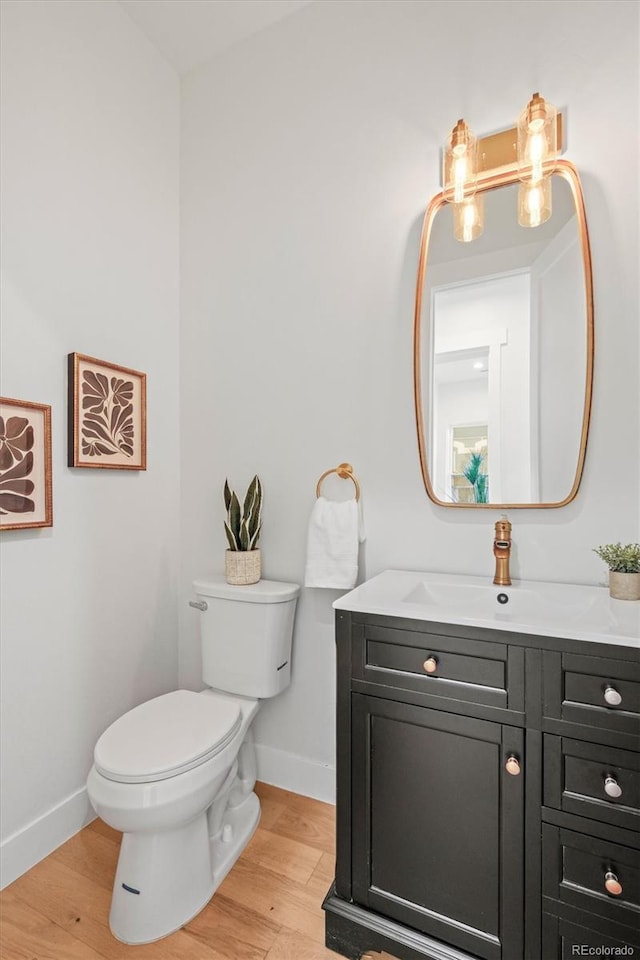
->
[[423, 656, 438, 674], [604, 776, 623, 799], [505, 755, 521, 776], [604, 871, 623, 896], [603, 685, 622, 707]]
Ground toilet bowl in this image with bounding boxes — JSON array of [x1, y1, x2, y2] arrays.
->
[[87, 689, 259, 943], [86, 576, 299, 944]]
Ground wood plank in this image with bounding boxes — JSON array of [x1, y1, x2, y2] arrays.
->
[[265, 927, 342, 959], [86, 818, 122, 845], [243, 826, 323, 885], [267, 793, 335, 856], [362, 954, 403, 960], [185, 892, 279, 960], [307, 851, 335, 887], [50, 827, 119, 892], [254, 782, 287, 830], [0, 889, 106, 960], [218, 856, 327, 942]]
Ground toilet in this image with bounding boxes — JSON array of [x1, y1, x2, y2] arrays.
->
[[86, 575, 299, 945]]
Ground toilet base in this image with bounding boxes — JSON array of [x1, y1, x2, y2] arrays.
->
[[211, 789, 260, 886], [109, 790, 261, 944]]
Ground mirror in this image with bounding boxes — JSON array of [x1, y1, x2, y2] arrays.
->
[[414, 161, 593, 508]]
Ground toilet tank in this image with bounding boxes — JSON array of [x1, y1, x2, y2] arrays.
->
[[193, 576, 299, 698]]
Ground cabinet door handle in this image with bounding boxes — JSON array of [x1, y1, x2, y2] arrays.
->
[[603, 685, 622, 706], [423, 656, 438, 674], [505, 755, 521, 776], [604, 776, 623, 799], [604, 871, 623, 896]]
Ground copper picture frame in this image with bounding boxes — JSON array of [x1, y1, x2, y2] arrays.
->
[[68, 353, 147, 470], [0, 397, 53, 530]]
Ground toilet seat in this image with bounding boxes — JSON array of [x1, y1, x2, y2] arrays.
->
[[94, 690, 242, 784]]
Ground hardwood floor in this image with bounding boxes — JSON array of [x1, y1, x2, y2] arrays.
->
[[0, 783, 396, 960]]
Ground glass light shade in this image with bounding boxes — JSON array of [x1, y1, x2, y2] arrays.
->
[[453, 194, 484, 242], [518, 178, 552, 228], [517, 93, 558, 184], [443, 119, 478, 203]]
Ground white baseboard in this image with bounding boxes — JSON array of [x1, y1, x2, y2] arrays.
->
[[1, 786, 95, 889], [255, 743, 336, 805]]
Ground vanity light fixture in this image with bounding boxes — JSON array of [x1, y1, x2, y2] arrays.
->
[[440, 93, 562, 240], [517, 92, 558, 227]]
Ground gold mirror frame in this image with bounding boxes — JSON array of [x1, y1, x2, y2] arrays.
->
[[414, 159, 594, 509]]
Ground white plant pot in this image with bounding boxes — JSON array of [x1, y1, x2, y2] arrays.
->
[[609, 571, 640, 601], [225, 549, 261, 586]]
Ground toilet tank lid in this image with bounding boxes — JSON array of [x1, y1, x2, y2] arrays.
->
[[193, 575, 299, 603]]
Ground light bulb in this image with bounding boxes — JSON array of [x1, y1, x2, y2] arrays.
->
[[453, 154, 468, 203], [517, 93, 558, 185], [453, 194, 484, 242], [528, 128, 545, 183], [518, 178, 552, 228], [444, 119, 478, 204]]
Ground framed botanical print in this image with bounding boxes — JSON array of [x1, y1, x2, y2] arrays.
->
[[68, 353, 147, 470], [0, 397, 53, 530]]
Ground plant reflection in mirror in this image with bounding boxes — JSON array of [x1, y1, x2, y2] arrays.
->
[[463, 452, 489, 504]]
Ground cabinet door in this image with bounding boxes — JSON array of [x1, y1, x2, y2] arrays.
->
[[351, 694, 524, 960]]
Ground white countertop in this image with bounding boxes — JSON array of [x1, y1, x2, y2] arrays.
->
[[333, 570, 640, 649]]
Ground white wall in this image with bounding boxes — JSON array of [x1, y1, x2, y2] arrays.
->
[[180, 0, 639, 802], [433, 274, 532, 502], [434, 379, 489, 501], [534, 220, 586, 502], [0, 0, 180, 886]]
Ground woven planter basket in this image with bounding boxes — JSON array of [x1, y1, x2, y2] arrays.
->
[[609, 571, 640, 601], [225, 549, 261, 586]]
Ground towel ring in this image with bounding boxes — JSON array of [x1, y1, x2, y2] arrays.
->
[[316, 462, 360, 502]]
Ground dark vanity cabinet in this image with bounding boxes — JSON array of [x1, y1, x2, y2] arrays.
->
[[323, 611, 640, 960]]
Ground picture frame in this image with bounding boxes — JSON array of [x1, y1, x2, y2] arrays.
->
[[0, 397, 53, 531], [68, 353, 147, 470]]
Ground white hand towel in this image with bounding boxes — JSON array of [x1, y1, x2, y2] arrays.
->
[[304, 496, 365, 589]]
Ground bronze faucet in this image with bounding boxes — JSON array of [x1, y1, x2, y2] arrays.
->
[[493, 515, 512, 586]]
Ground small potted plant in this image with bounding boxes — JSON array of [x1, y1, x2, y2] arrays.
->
[[593, 542, 640, 601], [224, 475, 262, 585]]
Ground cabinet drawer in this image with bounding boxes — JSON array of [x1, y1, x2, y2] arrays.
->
[[543, 824, 640, 931], [542, 913, 640, 959], [544, 652, 640, 741], [354, 623, 515, 709], [544, 736, 640, 833]]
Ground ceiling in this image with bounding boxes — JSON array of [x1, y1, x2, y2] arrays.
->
[[118, 0, 312, 75]]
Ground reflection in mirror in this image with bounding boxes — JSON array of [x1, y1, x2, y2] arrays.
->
[[415, 164, 593, 508]]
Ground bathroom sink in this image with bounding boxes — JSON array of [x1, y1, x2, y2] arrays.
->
[[403, 579, 591, 621], [334, 570, 640, 647]]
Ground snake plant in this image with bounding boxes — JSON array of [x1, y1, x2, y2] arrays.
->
[[462, 452, 489, 504], [224, 475, 262, 551]]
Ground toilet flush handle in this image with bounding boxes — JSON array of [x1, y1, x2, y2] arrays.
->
[[189, 600, 208, 611]]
